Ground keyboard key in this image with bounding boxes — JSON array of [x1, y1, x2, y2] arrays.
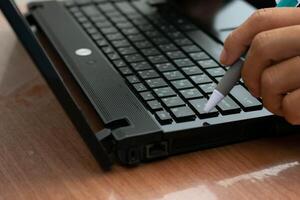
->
[[154, 87, 176, 97], [138, 70, 159, 79], [181, 66, 203, 75], [180, 88, 203, 99], [207, 67, 226, 77], [106, 33, 124, 41], [146, 78, 167, 88], [148, 55, 168, 64], [167, 31, 184, 39], [119, 67, 133, 75], [230, 85, 263, 111], [198, 59, 219, 69], [166, 51, 186, 59], [159, 44, 178, 52], [122, 28, 139, 35], [217, 96, 241, 115], [155, 63, 176, 72], [190, 98, 219, 118], [134, 41, 153, 49], [95, 21, 112, 28], [128, 34, 145, 42], [75, 0, 92, 6], [163, 71, 184, 81], [172, 79, 193, 90], [102, 46, 114, 54], [174, 58, 194, 67], [133, 83, 147, 92], [152, 37, 170, 45], [162, 96, 185, 108], [174, 38, 193, 46], [98, 3, 115, 12], [91, 32, 103, 40], [170, 106, 196, 122], [131, 62, 152, 71], [118, 46, 137, 55], [96, 39, 108, 47], [144, 30, 162, 38], [126, 75, 140, 83], [107, 53, 120, 60], [124, 54, 144, 63], [199, 83, 217, 94], [191, 74, 212, 84], [189, 52, 210, 61], [101, 27, 118, 34], [147, 100, 163, 111], [182, 45, 201, 53], [86, 27, 98, 34], [91, 15, 107, 23], [155, 110, 173, 125], [141, 48, 160, 56], [140, 91, 155, 101], [113, 59, 126, 68], [112, 39, 130, 48]]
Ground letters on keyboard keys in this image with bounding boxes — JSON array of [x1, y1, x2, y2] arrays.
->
[[217, 96, 241, 115], [190, 98, 219, 118], [207, 67, 226, 77], [191, 74, 212, 84], [174, 58, 194, 67], [131, 62, 152, 71], [181, 66, 203, 75], [138, 70, 159, 79], [182, 45, 202, 53], [163, 71, 184, 80], [189, 52, 210, 61], [162, 96, 185, 108], [154, 87, 176, 97], [170, 106, 196, 122], [140, 91, 155, 101], [180, 88, 203, 99], [147, 100, 163, 111], [155, 63, 176, 72], [146, 78, 168, 88], [198, 59, 219, 69], [155, 111, 173, 124], [230, 85, 263, 111], [133, 83, 147, 92], [172, 79, 193, 90], [199, 83, 217, 94]]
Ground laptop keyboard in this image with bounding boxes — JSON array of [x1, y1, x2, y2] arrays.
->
[[65, 0, 263, 125]]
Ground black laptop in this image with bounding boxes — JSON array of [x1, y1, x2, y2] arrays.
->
[[0, 0, 297, 170]]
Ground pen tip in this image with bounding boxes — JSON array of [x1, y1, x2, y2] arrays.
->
[[204, 90, 225, 113]]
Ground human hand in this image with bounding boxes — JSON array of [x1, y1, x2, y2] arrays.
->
[[220, 8, 300, 125]]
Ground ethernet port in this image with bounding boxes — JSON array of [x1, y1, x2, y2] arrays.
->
[[146, 142, 168, 159]]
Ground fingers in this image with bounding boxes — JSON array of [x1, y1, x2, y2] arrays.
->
[[242, 25, 300, 97], [282, 88, 300, 125], [221, 8, 300, 65], [260, 56, 300, 116]]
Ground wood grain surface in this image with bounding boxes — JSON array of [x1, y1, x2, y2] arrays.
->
[[1, 5, 300, 200]]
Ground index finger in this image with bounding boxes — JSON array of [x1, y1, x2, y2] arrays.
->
[[220, 8, 300, 65]]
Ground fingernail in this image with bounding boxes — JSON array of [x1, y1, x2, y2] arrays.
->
[[220, 49, 228, 64]]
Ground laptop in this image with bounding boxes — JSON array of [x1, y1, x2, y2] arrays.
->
[[0, 0, 297, 170]]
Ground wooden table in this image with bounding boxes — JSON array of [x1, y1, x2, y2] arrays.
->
[[1, 6, 300, 200]]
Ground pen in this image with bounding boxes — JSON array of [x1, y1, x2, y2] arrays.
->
[[204, 0, 300, 113]]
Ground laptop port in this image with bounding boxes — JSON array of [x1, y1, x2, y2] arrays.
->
[[127, 147, 140, 165], [146, 142, 168, 159]]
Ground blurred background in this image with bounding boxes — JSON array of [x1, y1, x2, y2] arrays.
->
[[15, 0, 275, 8]]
